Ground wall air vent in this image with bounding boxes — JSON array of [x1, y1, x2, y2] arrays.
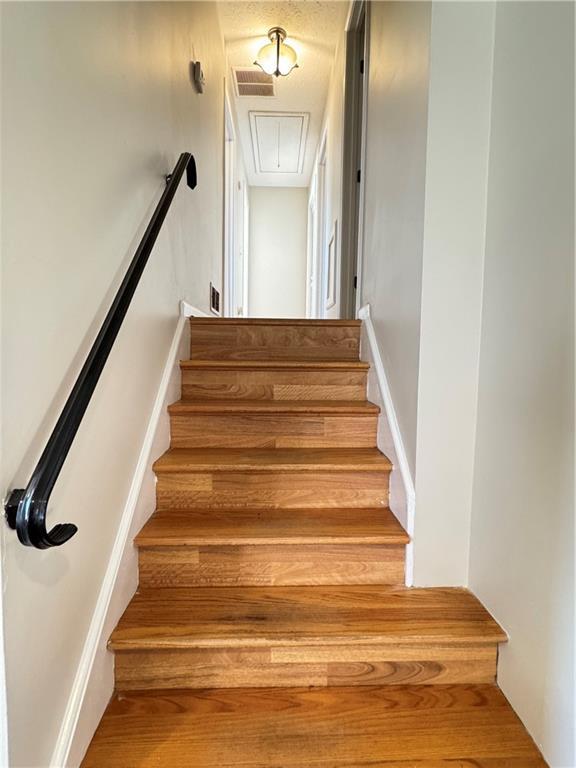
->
[[233, 68, 275, 98]]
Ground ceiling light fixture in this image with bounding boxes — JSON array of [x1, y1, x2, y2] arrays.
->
[[254, 27, 298, 78]]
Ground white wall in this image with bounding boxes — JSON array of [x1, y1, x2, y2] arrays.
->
[[0, 3, 225, 766], [353, 2, 574, 762], [413, 1, 496, 586], [468, 3, 574, 766], [248, 187, 308, 318], [360, 0, 431, 475]]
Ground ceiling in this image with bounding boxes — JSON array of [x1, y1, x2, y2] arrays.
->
[[218, 1, 349, 188]]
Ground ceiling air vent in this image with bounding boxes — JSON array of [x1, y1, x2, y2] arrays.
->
[[233, 68, 275, 98]]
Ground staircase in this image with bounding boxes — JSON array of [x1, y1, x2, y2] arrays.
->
[[83, 318, 546, 767]]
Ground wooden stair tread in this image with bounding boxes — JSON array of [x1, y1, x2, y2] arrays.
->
[[190, 318, 361, 326], [136, 507, 410, 547], [168, 399, 379, 414], [154, 447, 392, 473], [181, 359, 370, 370], [81, 684, 546, 767], [83, 316, 534, 764], [110, 586, 507, 649]]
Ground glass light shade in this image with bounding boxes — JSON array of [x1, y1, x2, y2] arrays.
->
[[255, 42, 279, 76], [255, 28, 298, 77], [276, 43, 298, 76]]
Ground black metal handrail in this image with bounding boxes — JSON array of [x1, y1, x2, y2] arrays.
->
[[4, 152, 197, 548]]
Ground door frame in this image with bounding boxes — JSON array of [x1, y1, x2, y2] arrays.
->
[[223, 92, 236, 317], [317, 131, 328, 318], [306, 174, 318, 317], [306, 129, 328, 318], [340, 0, 370, 319], [241, 180, 250, 316]]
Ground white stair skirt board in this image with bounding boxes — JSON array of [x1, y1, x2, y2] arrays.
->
[[358, 304, 416, 586], [180, 300, 211, 319], [0, 579, 8, 768], [51, 299, 208, 768]]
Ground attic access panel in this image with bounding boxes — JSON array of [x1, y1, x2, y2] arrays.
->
[[249, 111, 310, 174]]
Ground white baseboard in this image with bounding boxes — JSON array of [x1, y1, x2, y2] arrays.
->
[[181, 300, 210, 318], [50, 303, 190, 768], [357, 303, 416, 586], [0, 574, 8, 767]]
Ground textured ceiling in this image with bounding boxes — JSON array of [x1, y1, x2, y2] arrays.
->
[[218, 1, 350, 187], [219, 1, 349, 49]]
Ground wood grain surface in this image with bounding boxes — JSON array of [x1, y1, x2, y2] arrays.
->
[[169, 403, 379, 448], [189, 319, 361, 361], [137, 543, 406, 587], [135, 507, 411, 547], [80, 318, 535, 766], [110, 585, 507, 649], [82, 685, 547, 767]]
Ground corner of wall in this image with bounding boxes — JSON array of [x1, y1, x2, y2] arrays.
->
[[413, 0, 496, 588]]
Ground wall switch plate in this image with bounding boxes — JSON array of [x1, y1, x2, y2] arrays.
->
[[210, 283, 221, 315], [191, 61, 205, 93]]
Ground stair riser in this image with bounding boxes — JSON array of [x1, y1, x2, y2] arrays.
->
[[181, 367, 368, 400], [114, 644, 498, 690], [138, 544, 405, 587], [190, 324, 360, 361], [170, 414, 378, 449], [156, 471, 389, 509]]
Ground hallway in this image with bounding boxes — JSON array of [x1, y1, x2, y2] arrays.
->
[[219, 1, 350, 320], [0, 2, 573, 767]]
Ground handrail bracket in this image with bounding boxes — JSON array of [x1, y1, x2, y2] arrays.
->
[[5, 489, 24, 530]]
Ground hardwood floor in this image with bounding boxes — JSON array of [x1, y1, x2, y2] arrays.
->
[[82, 685, 546, 767], [82, 318, 546, 766]]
